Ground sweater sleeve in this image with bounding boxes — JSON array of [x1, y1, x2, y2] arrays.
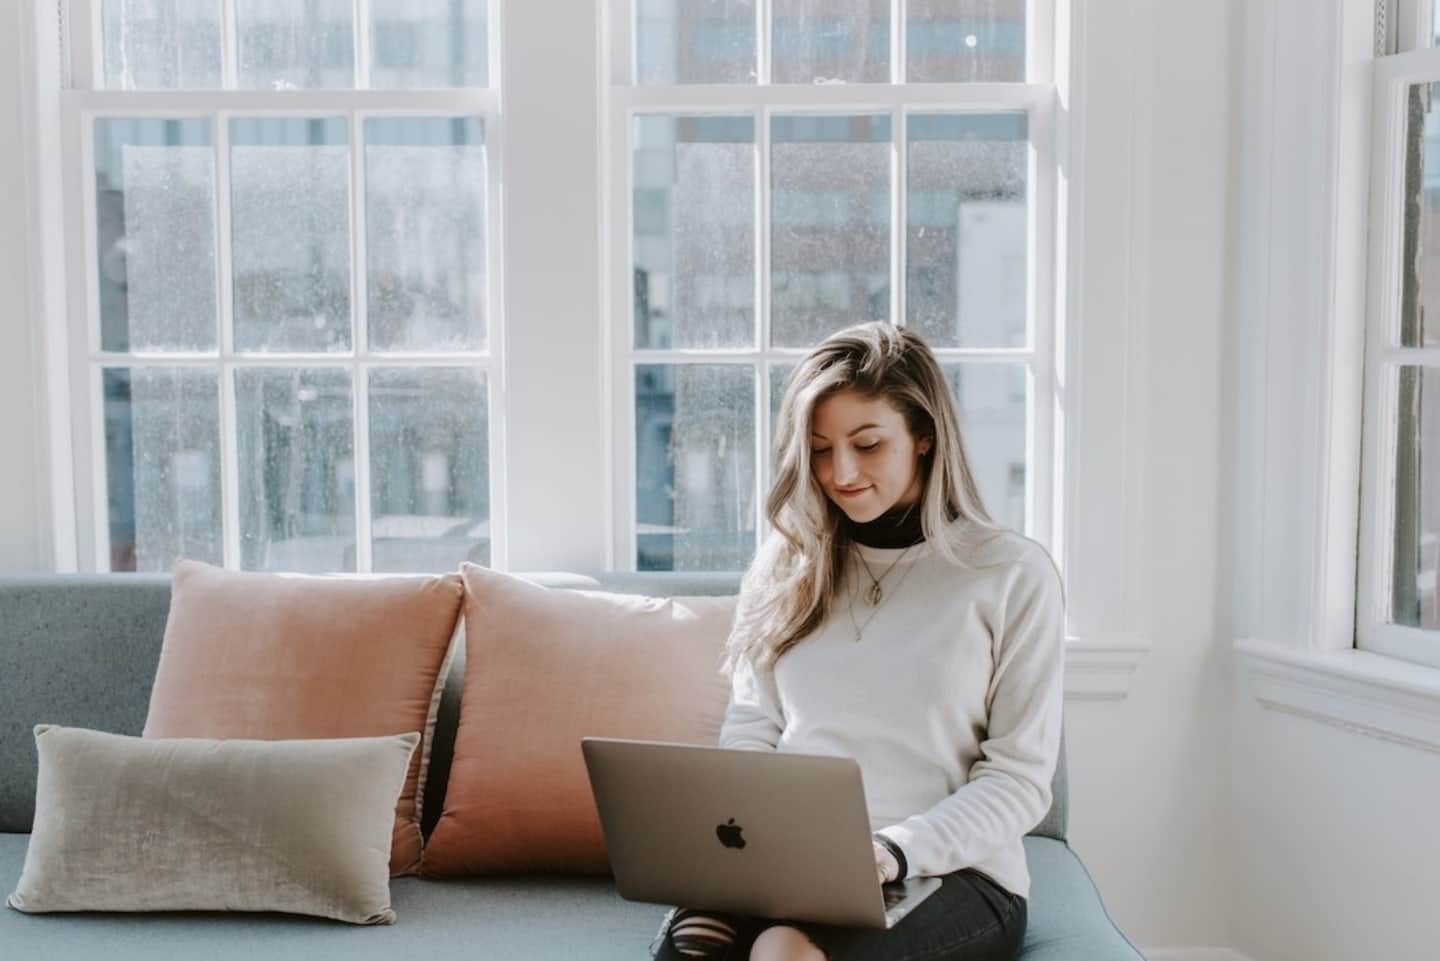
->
[[717, 652, 785, 751], [875, 546, 1065, 880]]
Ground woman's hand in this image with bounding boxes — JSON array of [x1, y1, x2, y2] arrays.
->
[[872, 840, 900, 884]]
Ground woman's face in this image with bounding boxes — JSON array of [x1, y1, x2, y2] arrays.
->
[[809, 389, 931, 523]]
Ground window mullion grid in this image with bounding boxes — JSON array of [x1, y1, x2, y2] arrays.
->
[[619, 75, 1039, 569], [892, 105, 906, 329], [1381, 346, 1440, 365], [76, 112, 108, 569], [1030, 94, 1055, 545], [757, 103, 773, 539], [221, 0, 238, 88], [758, 0, 771, 85], [54, 105, 90, 569], [350, 107, 374, 573], [354, 0, 372, 90], [606, 94, 632, 570], [482, 99, 506, 571], [69, 90, 500, 114], [894, 0, 907, 84], [490, 0, 506, 90], [215, 109, 242, 569]]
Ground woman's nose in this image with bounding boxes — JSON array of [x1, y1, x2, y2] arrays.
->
[[833, 449, 860, 484]]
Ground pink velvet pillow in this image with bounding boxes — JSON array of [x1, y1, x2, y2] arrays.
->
[[144, 559, 464, 876], [420, 563, 737, 877]]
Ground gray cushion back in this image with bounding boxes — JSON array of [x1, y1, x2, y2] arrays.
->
[[0, 572, 1067, 843], [0, 575, 174, 832]]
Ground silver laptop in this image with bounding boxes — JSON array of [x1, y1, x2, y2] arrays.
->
[[580, 737, 942, 929]]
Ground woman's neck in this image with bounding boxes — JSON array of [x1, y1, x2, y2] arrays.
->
[[841, 501, 927, 549]]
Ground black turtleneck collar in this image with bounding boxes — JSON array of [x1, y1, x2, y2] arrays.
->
[[841, 501, 927, 549]]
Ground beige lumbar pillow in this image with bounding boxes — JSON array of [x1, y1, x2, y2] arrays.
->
[[6, 725, 419, 925]]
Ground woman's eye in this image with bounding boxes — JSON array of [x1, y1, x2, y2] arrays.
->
[[811, 448, 831, 456], [857, 442, 880, 452]]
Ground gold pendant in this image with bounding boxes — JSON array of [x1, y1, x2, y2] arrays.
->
[[866, 583, 883, 605]]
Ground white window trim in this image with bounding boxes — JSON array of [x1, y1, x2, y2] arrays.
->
[[1233, 0, 1440, 749], [19, 0, 77, 572], [50, 0, 511, 574], [599, 0, 1148, 698], [1237, 638, 1440, 752]]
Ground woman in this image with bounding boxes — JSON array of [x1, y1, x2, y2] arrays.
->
[[652, 322, 1065, 961]]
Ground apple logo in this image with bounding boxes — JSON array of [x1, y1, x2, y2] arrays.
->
[[716, 818, 746, 849]]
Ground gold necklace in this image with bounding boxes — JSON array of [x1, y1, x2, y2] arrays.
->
[[853, 542, 915, 605], [847, 544, 921, 642]]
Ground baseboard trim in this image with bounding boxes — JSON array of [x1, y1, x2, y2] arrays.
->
[[1143, 949, 1257, 961]]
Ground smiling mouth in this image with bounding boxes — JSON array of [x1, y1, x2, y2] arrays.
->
[[836, 487, 870, 496]]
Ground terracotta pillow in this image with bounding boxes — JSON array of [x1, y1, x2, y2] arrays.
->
[[144, 559, 464, 876], [421, 563, 738, 877], [8, 726, 419, 925]]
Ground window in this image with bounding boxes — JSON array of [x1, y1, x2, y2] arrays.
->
[[67, 0, 501, 573], [607, 0, 1055, 571], [1360, 1, 1440, 667]]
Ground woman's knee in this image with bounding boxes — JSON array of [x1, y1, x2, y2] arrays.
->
[[749, 925, 826, 961]]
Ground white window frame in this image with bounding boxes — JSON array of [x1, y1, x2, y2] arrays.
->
[[55, 0, 510, 573], [1360, 47, 1440, 670], [601, 0, 1061, 572]]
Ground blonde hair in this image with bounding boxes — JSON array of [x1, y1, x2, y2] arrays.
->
[[722, 322, 1008, 675]]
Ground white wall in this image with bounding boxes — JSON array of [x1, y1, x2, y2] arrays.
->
[[1062, 0, 1233, 947], [1230, 695, 1440, 960], [0, 0, 50, 573], [1228, 1, 1440, 959], [0, 0, 1242, 951]]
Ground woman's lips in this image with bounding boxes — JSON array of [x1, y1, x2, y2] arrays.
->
[[835, 486, 871, 498]]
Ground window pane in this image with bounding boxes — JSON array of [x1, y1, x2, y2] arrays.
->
[[769, 361, 795, 438], [365, 118, 487, 352], [637, 0, 757, 84], [369, 368, 489, 572], [1392, 366, 1440, 630], [772, 0, 889, 84], [943, 363, 1026, 532], [907, 114, 1027, 348], [103, 368, 222, 571], [634, 116, 755, 349], [771, 115, 890, 346], [95, 119, 217, 352], [235, 368, 355, 571], [1404, 82, 1440, 348], [636, 364, 756, 570], [237, 0, 354, 90], [102, 0, 221, 90], [230, 118, 351, 352], [370, 0, 488, 88], [907, 0, 1025, 82]]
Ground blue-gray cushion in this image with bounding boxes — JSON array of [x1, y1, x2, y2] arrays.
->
[[0, 834, 1138, 960], [0, 576, 173, 833]]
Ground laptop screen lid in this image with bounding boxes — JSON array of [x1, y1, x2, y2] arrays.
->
[[581, 736, 899, 928]]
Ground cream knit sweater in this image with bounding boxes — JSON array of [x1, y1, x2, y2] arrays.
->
[[718, 524, 1066, 899]]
